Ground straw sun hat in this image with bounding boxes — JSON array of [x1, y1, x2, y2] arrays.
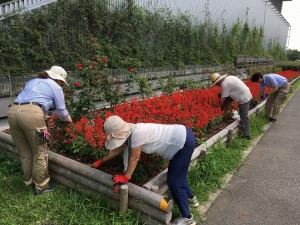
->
[[104, 116, 135, 150], [45, 66, 69, 86], [210, 73, 228, 87]]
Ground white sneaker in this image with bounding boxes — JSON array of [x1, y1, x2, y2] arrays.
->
[[188, 196, 199, 208], [171, 214, 196, 225]]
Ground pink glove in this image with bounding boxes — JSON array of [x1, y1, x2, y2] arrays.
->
[[43, 130, 51, 140], [92, 159, 104, 168], [112, 174, 131, 192]]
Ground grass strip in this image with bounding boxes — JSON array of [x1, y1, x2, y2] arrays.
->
[[0, 153, 141, 225]]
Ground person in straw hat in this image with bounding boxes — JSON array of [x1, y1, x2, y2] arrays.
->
[[7, 66, 72, 195], [92, 115, 199, 225], [210, 73, 252, 140]]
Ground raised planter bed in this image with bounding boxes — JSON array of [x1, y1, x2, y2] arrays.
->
[[0, 101, 266, 225]]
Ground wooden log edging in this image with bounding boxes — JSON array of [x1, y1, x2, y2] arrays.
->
[[48, 161, 172, 223], [48, 151, 173, 212], [120, 185, 128, 213]]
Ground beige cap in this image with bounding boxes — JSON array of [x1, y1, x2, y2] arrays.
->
[[45, 66, 68, 86], [104, 116, 135, 150]]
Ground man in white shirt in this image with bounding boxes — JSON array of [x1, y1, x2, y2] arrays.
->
[[210, 73, 253, 140]]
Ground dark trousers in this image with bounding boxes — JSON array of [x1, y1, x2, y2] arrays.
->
[[238, 100, 250, 137], [167, 128, 196, 218]]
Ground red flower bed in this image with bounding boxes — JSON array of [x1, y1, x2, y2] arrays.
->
[[2, 70, 296, 184], [55, 70, 299, 155]]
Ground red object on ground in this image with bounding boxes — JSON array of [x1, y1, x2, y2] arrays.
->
[[92, 158, 104, 168]]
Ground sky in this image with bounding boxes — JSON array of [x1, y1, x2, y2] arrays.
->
[[282, 1, 300, 51]]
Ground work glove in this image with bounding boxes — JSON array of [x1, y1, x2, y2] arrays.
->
[[43, 130, 51, 140], [37, 130, 51, 143], [92, 159, 104, 168], [112, 174, 131, 192]]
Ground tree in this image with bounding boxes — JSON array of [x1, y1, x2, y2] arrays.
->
[[287, 49, 300, 61]]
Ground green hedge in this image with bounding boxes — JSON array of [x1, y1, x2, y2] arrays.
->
[[276, 61, 300, 72], [0, 0, 287, 74], [0, 0, 10, 4]]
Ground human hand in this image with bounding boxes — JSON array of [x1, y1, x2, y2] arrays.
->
[[221, 97, 233, 110], [112, 174, 131, 192], [260, 94, 267, 100], [92, 159, 104, 168], [221, 104, 226, 111]]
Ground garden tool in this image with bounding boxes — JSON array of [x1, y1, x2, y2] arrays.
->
[[112, 174, 131, 192]]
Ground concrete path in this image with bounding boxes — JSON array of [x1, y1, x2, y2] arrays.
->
[[199, 89, 300, 225]]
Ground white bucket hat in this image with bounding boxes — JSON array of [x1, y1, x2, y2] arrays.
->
[[104, 116, 135, 150], [210, 73, 228, 87], [45, 66, 68, 86]]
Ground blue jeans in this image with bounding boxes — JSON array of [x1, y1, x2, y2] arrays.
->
[[167, 127, 196, 218]]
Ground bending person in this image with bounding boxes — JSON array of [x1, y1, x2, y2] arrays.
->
[[93, 115, 198, 225], [210, 73, 252, 140], [7, 66, 72, 195], [251, 72, 290, 122]]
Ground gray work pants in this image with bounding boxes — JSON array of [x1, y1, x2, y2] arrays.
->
[[239, 100, 251, 137]]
